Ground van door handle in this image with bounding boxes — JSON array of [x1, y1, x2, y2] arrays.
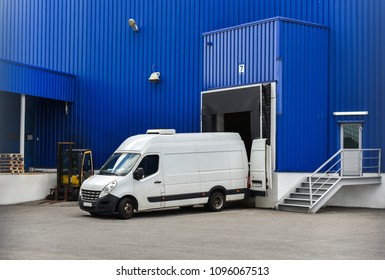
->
[[154, 180, 162, 184]]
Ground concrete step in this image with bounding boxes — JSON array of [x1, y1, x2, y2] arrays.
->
[[284, 198, 317, 206], [301, 182, 334, 189], [296, 187, 328, 194], [277, 176, 343, 214], [305, 177, 339, 184], [277, 174, 382, 214], [277, 204, 309, 213], [290, 193, 322, 200]]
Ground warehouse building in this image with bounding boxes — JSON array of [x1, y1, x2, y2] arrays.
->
[[0, 0, 384, 210]]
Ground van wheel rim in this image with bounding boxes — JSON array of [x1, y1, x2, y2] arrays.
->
[[213, 196, 223, 209], [124, 203, 133, 215]]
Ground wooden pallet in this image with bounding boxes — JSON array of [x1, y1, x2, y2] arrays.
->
[[0, 153, 24, 160], [0, 154, 25, 174]]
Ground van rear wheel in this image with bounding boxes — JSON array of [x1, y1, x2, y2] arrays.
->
[[207, 192, 225, 212], [117, 197, 134, 219]]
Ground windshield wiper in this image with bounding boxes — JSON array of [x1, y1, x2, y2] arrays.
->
[[99, 170, 114, 175]]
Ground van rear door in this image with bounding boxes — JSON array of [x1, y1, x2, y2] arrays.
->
[[249, 139, 269, 197]]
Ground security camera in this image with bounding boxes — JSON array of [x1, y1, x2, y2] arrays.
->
[[149, 72, 160, 83]]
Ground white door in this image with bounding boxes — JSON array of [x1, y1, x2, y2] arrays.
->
[[133, 154, 164, 210], [250, 139, 268, 196], [340, 123, 362, 176]]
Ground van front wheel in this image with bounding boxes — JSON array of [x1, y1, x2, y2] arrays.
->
[[117, 197, 134, 219], [207, 192, 225, 212]]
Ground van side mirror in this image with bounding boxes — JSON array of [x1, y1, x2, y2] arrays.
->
[[133, 167, 145, 181]]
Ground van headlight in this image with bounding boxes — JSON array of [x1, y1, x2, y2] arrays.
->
[[99, 180, 117, 198]]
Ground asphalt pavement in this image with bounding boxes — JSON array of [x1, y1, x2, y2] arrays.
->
[[0, 201, 384, 260]]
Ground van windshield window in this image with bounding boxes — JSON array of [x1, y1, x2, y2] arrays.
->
[[99, 153, 140, 176]]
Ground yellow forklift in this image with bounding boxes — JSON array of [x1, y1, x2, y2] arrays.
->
[[51, 142, 94, 201]]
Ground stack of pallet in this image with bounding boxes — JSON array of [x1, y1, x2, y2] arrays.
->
[[0, 154, 25, 174]]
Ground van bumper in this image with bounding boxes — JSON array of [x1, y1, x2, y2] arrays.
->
[[79, 194, 119, 215]]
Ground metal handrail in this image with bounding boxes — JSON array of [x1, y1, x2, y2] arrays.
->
[[309, 148, 381, 207], [309, 149, 342, 207]]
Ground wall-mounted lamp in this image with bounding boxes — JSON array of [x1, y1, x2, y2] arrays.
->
[[149, 65, 160, 83], [128, 18, 139, 32], [333, 111, 369, 116]]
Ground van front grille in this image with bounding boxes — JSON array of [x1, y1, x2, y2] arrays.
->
[[81, 189, 100, 201]]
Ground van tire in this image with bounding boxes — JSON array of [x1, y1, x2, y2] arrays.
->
[[117, 197, 134, 219], [89, 211, 99, 217], [207, 192, 225, 212]]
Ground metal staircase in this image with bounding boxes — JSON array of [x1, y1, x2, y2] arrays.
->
[[276, 149, 382, 213]]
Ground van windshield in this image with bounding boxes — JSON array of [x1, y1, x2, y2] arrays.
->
[[99, 153, 140, 176]]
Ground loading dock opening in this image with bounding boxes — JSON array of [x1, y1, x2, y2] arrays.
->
[[201, 83, 273, 158], [224, 111, 252, 156]]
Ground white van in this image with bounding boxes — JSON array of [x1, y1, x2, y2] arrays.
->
[[79, 130, 250, 219]]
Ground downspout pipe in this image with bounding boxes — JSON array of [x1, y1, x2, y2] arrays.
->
[[20, 94, 25, 155]]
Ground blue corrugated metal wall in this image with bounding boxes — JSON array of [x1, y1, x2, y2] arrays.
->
[[0, 0, 209, 167], [0, 0, 384, 170], [0, 59, 75, 101], [203, 18, 276, 89], [203, 18, 329, 172], [278, 20, 329, 171]]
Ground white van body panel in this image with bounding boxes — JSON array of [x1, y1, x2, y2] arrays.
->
[[83, 175, 120, 191], [80, 132, 249, 214], [161, 143, 202, 207]]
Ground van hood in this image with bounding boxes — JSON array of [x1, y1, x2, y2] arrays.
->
[[81, 174, 121, 191]]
